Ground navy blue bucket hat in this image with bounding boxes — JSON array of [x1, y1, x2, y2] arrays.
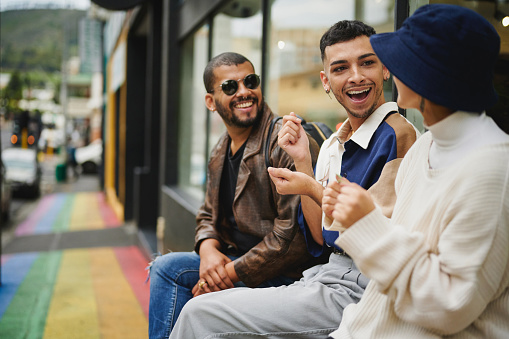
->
[[370, 4, 500, 113]]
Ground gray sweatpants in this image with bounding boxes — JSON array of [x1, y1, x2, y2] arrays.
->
[[169, 253, 368, 339]]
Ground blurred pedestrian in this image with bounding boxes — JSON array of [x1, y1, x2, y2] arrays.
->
[[67, 127, 81, 179]]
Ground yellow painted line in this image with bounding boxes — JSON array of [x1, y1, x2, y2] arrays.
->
[[89, 248, 148, 339], [69, 193, 105, 230], [43, 249, 100, 339]]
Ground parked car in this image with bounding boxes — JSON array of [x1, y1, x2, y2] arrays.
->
[[2, 148, 41, 198], [1, 161, 12, 222], [75, 139, 102, 174]]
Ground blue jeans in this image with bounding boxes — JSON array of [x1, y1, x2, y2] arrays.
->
[[148, 251, 296, 339]]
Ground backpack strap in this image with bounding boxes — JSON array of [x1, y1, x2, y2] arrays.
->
[[265, 116, 282, 168], [307, 122, 329, 142]]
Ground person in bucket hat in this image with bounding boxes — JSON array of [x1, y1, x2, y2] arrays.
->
[[324, 4, 509, 338]]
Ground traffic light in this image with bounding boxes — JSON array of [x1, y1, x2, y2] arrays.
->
[[11, 111, 36, 148]]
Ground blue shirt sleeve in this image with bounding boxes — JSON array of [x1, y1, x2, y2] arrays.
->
[[297, 203, 329, 257]]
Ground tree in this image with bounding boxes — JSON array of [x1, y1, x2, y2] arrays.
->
[[3, 71, 24, 118], [4, 71, 23, 102]]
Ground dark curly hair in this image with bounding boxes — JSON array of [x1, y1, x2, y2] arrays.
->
[[320, 20, 376, 62]]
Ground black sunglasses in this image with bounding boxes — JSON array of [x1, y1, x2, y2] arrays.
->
[[209, 74, 261, 96]]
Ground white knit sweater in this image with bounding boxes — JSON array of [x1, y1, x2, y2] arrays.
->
[[331, 112, 509, 338]]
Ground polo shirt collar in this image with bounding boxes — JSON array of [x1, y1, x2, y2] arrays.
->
[[324, 102, 398, 150]]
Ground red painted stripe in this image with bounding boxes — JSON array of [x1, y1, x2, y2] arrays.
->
[[114, 246, 150, 318], [97, 192, 122, 228]]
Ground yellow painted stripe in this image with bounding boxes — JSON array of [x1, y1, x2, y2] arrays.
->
[[69, 193, 104, 230], [89, 248, 148, 338], [43, 249, 100, 339]]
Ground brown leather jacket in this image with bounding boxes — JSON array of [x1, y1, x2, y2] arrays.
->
[[195, 103, 324, 287]]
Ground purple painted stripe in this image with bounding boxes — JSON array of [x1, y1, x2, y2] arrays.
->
[[0, 252, 39, 318], [15, 195, 56, 236], [1, 254, 11, 266]]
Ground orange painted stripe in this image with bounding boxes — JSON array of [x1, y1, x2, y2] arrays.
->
[[89, 247, 148, 338], [43, 248, 148, 339], [114, 246, 151, 318]]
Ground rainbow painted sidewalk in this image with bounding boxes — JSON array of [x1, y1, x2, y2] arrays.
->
[[0, 192, 151, 339]]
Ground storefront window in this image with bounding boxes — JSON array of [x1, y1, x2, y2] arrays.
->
[[267, 0, 394, 130], [178, 25, 209, 200], [490, 0, 509, 133], [209, 3, 263, 155], [178, 2, 264, 199]]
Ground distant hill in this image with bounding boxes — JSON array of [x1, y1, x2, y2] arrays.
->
[[0, 9, 86, 72]]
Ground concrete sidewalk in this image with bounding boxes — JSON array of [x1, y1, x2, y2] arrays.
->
[[0, 173, 152, 339]]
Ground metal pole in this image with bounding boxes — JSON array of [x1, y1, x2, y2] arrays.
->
[[59, 21, 69, 180], [393, 0, 409, 116]]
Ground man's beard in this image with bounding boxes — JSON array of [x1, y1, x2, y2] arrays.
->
[[334, 84, 383, 119], [216, 97, 264, 128]]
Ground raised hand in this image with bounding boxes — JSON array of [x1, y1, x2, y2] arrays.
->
[[278, 112, 311, 165], [268, 167, 313, 196], [325, 177, 376, 229], [322, 179, 342, 217]]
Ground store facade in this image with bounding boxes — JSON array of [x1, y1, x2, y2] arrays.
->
[[94, 0, 509, 252]]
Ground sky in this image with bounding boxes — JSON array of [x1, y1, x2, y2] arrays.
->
[[0, 0, 91, 11]]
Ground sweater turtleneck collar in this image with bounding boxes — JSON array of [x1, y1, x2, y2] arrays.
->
[[425, 111, 509, 169], [425, 111, 479, 149]]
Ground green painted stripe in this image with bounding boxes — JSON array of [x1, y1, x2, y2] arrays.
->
[[52, 195, 75, 232], [0, 251, 62, 339]]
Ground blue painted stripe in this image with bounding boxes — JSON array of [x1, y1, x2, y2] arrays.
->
[[0, 252, 39, 318], [33, 193, 68, 234]]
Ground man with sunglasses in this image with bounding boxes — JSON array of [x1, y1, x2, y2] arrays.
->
[[148, 52, 324, 339]]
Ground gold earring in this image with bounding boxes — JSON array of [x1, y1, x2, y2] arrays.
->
[[326, 88, 332, 100]]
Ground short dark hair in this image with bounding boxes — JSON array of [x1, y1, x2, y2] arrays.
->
[[203, 52, 255, 93], [320, 20, 376, 62]]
